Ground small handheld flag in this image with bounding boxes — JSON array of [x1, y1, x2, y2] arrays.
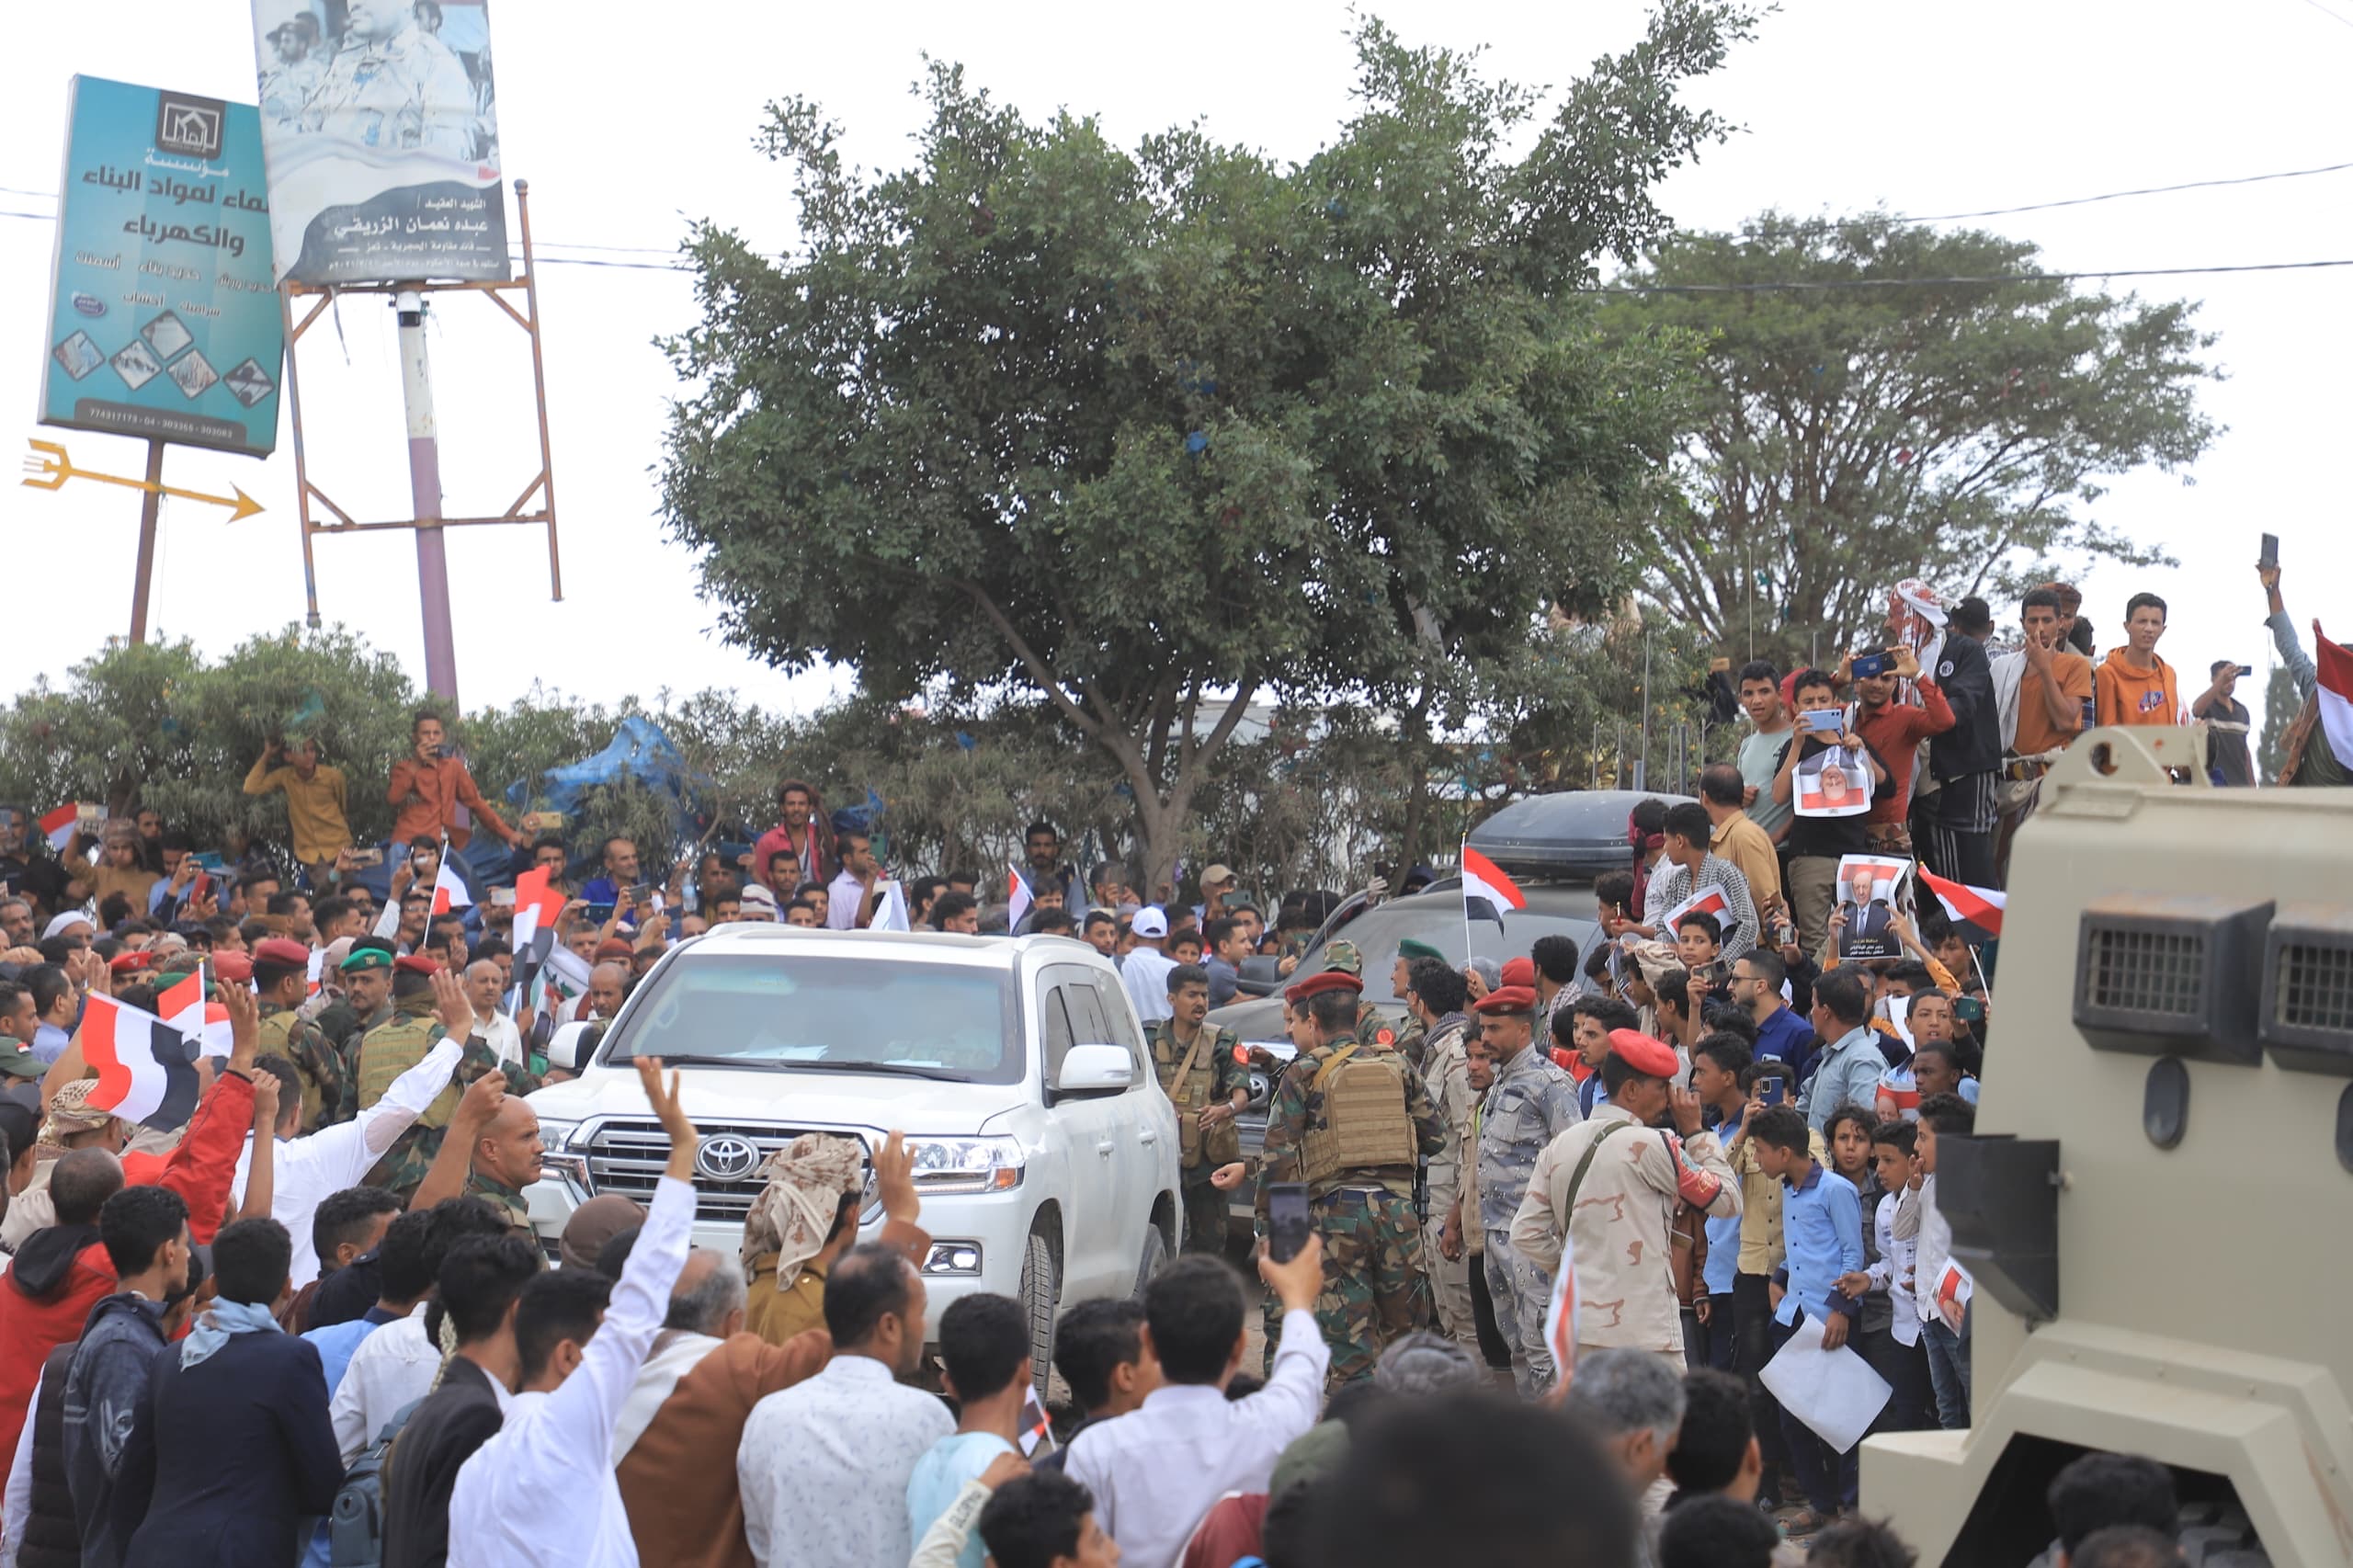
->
[[157, 965, 206, 1040], [431, 856, 473, 917], [1017, 1386, 1054, 1457], [871, 880, 912, 933], [1461, 845, 1525, 933], [1006, 866, 1033, 934], [39, 805, 81, 855], [1918, 868, 2005, 944], [1543, 1243, 1580, 1390], [81, 994, 203, 1131]]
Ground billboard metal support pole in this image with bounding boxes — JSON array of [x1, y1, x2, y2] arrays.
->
[[396, 290, 459, 703], [127, 439, 165, 644], [514, 181, 563, 602]]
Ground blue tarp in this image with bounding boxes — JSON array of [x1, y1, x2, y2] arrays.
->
[[504, 716, 708, 850]]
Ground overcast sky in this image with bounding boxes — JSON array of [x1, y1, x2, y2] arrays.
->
[[5, 1, 2347, 728]]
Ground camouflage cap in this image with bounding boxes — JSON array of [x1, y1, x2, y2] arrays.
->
[[1321, 939, 1363, 976]]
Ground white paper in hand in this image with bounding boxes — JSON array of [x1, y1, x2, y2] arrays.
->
[[1759, 1314, 1893, 1453]]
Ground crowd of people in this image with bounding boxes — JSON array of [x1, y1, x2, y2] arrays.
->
[[0, 566, 2288, 1567]]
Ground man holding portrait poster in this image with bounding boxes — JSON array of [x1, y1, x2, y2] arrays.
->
[[1774, 669, 1891, 958], [1832, 856, 1912, 961]]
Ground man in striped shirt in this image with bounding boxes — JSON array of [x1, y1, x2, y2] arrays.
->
[[1644, 802, 1760, 960]]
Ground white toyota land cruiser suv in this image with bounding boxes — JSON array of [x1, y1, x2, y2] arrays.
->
[[519, 923, 1181, 1381]]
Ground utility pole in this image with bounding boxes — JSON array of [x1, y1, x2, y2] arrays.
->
[[126, 440, 165, 643], [395, 289, 459, 703]]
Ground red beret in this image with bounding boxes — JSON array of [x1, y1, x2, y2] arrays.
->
[[1499, 957, 1538, 990], [210, 952, 254, 983], [594, 939, 635, 962], [107, 951, 154, 975], [254, 937, 311, 968], [392, 954, 440, 976], [1283, 970, 1364, 1006], [1472, 985, 1538, 1017], [1609, 1028, 1680, 1079]]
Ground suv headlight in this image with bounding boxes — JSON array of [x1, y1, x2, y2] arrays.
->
[[904, 1135, 1025, 1195], [537, 1118, 590, 1188]]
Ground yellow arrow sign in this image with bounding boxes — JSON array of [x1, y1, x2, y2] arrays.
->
[[20, 438, 263, 522]]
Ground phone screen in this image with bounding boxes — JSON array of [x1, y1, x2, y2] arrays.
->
[[1267, 1183, 1311, 1264]]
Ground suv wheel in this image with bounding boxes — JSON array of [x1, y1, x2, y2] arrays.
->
[[1131, 1222, 1168, 1301], [1018, 1228, 1060, 1396]]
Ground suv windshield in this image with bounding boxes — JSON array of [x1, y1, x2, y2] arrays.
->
[[602, 954, 1024, 1085]]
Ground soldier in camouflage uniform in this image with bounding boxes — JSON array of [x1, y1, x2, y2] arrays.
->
[[250, 937, 353, 1131], [1256, 969, 1447, 1390], [1401, 955, 1478, 1356], [317, 939, 398, 1062], [461, 1095, 546, 1235], [1315, 940, 1390, 1053], [1468, 983, 1582, 1396], [356, 954, 543, 1197], [1388, 938, 1448, 1073], [1148, 962, 1250, 1255]]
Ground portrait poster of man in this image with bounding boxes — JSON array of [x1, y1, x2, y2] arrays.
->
[[1834, 854, 1912, 960], [248, 0, 509, 284], [1796, 744, 1873, 819]]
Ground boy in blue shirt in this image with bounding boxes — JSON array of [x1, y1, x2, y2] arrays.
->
[[909, 1294, 1035, 1568], [1749, 1103, 1865, 1530]]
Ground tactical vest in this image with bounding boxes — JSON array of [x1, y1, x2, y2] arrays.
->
[[1299, 1042, 1416, 1185], [257, 1006, 298, 1051], [1157, 1024, 1241, 1170], [358, 1009, 457, 1126]]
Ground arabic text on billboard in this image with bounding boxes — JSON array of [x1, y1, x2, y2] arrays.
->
[[40, 76, 285, 458], [250, 0, 508, 285]]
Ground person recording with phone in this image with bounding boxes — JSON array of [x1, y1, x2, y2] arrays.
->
[[2258, 556, 2346, 787], [385, 710, 523, 870], [1841, 642, 1952, 859], [244, 734, 353, 877], [2190, 659, 2256, 786]]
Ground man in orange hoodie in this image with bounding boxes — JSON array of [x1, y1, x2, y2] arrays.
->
[[2096, 593, 2181, 728]]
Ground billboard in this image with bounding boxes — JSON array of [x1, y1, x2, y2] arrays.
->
[[249, 0, 508, 285], [40, 76, 285, 459]]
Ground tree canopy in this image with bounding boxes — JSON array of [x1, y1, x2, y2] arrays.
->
[[659, 6, 1756, 887], [1609, 213, 2222, 667]]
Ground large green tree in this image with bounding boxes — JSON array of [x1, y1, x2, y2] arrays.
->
[[658, 6, 1754, 890], [1610, 213, 2222, 667]]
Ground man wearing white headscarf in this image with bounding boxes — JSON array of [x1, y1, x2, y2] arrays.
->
[[740, 1131, 927, 1348]]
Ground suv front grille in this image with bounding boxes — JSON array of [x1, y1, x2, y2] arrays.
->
[[584, 1119, 872, 1224]]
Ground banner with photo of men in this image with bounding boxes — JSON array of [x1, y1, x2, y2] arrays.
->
[[40, 77, 284, 457], [247, 0, 508, 285]]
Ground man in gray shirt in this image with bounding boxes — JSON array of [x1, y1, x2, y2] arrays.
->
[[1734, 661, 1796, 845]]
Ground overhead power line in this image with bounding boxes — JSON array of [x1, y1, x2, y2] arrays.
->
[[1578, 257, 2353, 294], [1887, 158, 2353, 224]]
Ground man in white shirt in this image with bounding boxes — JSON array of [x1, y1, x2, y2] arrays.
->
[[1910, 1093, 1974, 1432], [237, 1038, 464, 1287], [738, 1243, 952, 1567], [1063, 1240, 1328, 1568], [445, 1057, 699, 1568], [825, 832, 884, 931], [1119, 908, 1177, 1026], [465, 959, 523, 1068]]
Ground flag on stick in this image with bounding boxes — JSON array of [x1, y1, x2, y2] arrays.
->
[[431, 855, 473, 917], [1461, 845, 1526, 932], [1006, 867, 1033, 934], [1918, 868, 2005, 944], [157, 965, 205, 1040], [81, 994, 203, 1130]]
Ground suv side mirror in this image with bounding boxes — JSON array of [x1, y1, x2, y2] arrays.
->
[[1053, 1043, 1133, 1094]]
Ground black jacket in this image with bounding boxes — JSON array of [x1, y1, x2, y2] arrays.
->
[[20, 1343, 79, 1568], [112, 1325, 341, 1568], [1927, 632, 2001, 780], [381, 1356, 507, 1568], [64, 1293, 169, 1568]]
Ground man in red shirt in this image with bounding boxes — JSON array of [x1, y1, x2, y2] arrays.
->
[[386, 711, 522, 856], [1847, 645, 1954, 857]]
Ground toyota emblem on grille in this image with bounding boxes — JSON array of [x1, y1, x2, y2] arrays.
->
[[695, 1135, 762, 1182]]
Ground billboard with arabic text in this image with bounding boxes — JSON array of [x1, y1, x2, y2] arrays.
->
[[39, 75, 284, 458], [248, 0, 508, 285]]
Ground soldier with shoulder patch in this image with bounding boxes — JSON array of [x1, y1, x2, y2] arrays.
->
[[252, 937, 351, 1132], [354, 954, 542, 1199], [1256, 969, 1446, 1389]]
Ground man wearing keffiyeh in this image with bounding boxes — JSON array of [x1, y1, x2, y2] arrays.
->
[[740, 1130, 929, 1347]]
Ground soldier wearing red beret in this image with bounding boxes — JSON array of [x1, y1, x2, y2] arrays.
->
[[1461, 982, 1580, 1396]]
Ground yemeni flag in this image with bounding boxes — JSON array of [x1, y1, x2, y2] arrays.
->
[[1017, 1386, 1053, 1457], [507, 866, 568, 1012], [1543, 1241, 1581, 1387], [1658, 883, 1733, 940], [430, 855, 473, 917], [157, 965, 206, 1040], [1461, 844, 1526, 932], [39, 804, 82, 855], [1006, 866, 1033, 933], [1919, 868, 2005, 944], [2313, 623, 2353, 764], [80, 994, 203, 1130]]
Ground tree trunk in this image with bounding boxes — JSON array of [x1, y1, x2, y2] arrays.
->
[[1392, 690, 1436, 879]]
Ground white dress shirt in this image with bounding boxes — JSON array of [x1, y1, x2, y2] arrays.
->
[[1870, 1188, 1922, 1347], [445, 1174, 693, 1568], [1120, 946, 1177, 1026], [234, 1039, 462, 1286], [1063, 1309, 1330, 1568], [737, 1354, 954, 1568], [474, 1008, 525, 1069], [1912, 1174, 1955, 1329], [331, 1303, 440, 1466], [825, 869, 867, 930]]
